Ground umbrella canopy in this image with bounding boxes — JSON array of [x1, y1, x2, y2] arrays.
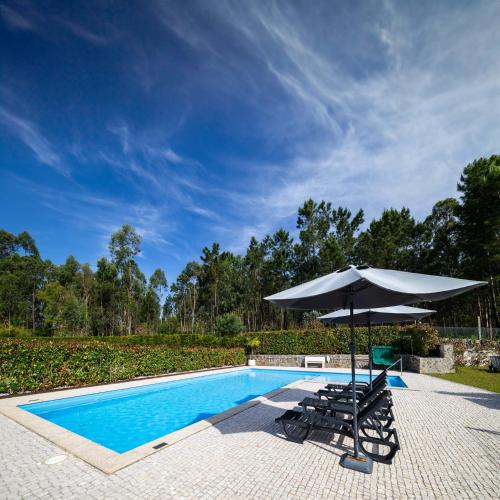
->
[[318, 305, 435, 325], [319, 305, 435, 394], [265, 264, 485, 309], [265, 265, 485, 472]]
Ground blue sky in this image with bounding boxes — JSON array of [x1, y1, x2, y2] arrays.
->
[[1, 1, 499, 281]]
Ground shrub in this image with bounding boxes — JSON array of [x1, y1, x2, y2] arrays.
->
[[396, 325, 439, 356], [0, 326, 32, 338], [302, 311, 324, 330], [245, 337, 261, 357], [0, 339, 245, 395], [157, 316, 181, 335], [215, 313, 243, 336]]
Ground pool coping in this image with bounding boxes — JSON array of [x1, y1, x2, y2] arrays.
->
[[0, 366, 405, 474]]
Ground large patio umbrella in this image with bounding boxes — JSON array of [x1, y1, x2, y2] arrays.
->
[[265, 264, 485, 473], [318, 305, 435, 389]]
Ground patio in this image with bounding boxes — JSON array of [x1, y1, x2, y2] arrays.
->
[[1, 372, 499, 499]]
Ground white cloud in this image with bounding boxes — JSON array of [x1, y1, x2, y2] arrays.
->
[[0, 107, 68, 175], [198, 0, 500, 236], [163, 148, 183, 164]]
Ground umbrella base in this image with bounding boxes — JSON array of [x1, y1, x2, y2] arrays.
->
[[340, 453, 373, 474]]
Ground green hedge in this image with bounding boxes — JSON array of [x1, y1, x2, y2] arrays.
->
[[0, 326, 439, 395], [0, 339, 245, 395], [0, 325, 439, 353], [249, 325, 439, 357], [1, 325, 438, 353]]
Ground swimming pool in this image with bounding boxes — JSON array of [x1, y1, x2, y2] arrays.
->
[[20, 368, 406, 453]]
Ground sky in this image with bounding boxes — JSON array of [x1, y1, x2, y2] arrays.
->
[[1, 0, 499, 281]]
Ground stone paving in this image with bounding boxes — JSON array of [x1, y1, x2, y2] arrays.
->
[[1, 372, 499, 499]]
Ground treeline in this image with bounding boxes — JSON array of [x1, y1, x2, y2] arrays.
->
[[0, 156, 498, 336], [0, 225, 167, 336]]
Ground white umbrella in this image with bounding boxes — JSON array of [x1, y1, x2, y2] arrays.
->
[[265, 265, 485, 473], [319, 305, 435, 389]]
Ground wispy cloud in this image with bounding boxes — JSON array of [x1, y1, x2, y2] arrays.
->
[[56, 18, 115, 46], [0, 107, 68, 175], [0, 3, 32, 30], [15, 175, 173, 253], [163, 148, 183, 164], [190, 0, 500, 236]]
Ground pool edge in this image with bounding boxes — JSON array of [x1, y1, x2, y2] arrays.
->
[[0, 367, 302, 474], [0, 366, 406, 474]]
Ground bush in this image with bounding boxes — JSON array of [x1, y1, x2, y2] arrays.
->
[[302, 311, 324, 329], [0, 339, 245, 395], [245, 337, 261, 357], [157, 316, 181, 335], [215, 313, 243, 336], [396, 325, 439, 357], [0, 326, 32, 338]]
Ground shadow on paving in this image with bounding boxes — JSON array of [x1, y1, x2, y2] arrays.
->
[[434, 391, 500, 410], [212, 388, 357, 458], [465, 427, 500, 437]]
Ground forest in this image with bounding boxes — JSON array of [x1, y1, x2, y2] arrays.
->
[[0, 156, 498, 337]]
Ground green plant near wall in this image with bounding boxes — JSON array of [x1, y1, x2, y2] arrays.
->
[[245, 337, 261, 358], [397, 325, 440, 356]]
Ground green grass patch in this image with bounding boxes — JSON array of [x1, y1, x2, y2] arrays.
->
[[431, 366, 500, 393]]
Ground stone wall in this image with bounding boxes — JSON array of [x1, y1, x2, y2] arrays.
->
[[403, 344, 455, 374], [254, 354, 369, 369], [443, 338, 500, 367], [254, 343, 459, 374]]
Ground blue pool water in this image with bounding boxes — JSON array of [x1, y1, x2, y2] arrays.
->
[[20, 368, 406, 453]]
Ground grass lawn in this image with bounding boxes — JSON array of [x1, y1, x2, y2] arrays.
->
[[431, 366, 500, 393]]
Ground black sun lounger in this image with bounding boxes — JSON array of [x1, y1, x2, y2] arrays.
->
[[303, 375, 389, 410], [323, 368, 388, 395], [275, 390, 400, 465], [314, 375, 388, 404]]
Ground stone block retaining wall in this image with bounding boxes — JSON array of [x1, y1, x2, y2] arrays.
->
[[444, 338, 500, 367], [254, 354, 369, 369], [403, 344, 455, 374], [254, 344, 457, 374]]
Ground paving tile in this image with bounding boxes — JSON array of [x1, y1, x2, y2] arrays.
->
[[0, 373, 499, 499]]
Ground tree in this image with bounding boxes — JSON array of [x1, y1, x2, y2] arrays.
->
[[0, 230, 45, 330], [356, 208, 420, 270], [92, 257, 119, 336], [420, 198, 460, 276], [294, 199, 332, 282], [457, 156, 500, 328], [215, 312, 243, 336], [199, 243, 222, 331], [38, 282, 85, 336], [109, 224, 142, 335], [141, 269, 167, 332]]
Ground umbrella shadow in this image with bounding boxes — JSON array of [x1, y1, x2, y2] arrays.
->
[[465, 427, 500, 437], [210, 387, 357, 456], [434, 391, 500, 410]]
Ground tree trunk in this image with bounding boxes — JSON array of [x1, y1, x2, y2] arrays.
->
[[32, 284, 36, 334], [488, 277, 499, 328]]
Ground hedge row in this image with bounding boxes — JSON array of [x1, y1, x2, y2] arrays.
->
[[249, 326, 439, 357], [0, 326, 440, 395], [0, 339, 245, 395], [0, 325, 439, 354]]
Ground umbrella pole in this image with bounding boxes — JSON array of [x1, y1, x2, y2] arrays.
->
[[340, 297, 373, 474], [368, 315, 373, 390], [349, 299, 359, 457]]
